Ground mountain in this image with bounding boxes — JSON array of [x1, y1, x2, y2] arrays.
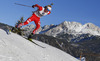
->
[[0, 29, 79, 61], [0, 22, 12, 30], [43, 21, 100, 37], [22, 21, 100, 37], [22, 21, 100, 42]]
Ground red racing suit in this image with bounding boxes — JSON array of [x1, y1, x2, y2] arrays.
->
[[19, 4, 51, 34]]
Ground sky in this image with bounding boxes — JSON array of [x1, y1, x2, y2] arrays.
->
[[0, 0, 100, 27]]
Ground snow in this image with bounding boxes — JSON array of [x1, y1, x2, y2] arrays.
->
[[57, 21, 100, 36], [0, 29, 79, 61]]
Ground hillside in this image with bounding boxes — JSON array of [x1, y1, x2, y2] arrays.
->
[[0, 29, 79, 61]]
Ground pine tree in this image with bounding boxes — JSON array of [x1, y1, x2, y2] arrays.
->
[[12, 17, 25, 35], [15, 17, 24, 27], [20, 17, 24, 23]]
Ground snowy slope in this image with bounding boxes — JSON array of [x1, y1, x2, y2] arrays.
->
[[0, 29, 79, 61]]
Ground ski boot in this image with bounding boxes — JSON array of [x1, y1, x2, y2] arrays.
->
[[28, 33, 34, 42]]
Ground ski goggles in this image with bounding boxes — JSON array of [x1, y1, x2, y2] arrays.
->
[[47, 8, 50, 11]]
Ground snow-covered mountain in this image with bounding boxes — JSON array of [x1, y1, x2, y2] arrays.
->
[[0, 29, 79, 61], [23, 21, 100, 37], [44, 21, 100, 37]]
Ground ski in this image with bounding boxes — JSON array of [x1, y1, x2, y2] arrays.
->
[[29, 40, 46, 48]]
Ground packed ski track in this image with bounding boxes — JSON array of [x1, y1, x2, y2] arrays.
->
[[0, 29, 79, 61]]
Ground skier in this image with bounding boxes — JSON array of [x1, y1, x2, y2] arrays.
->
[[16, 4, 53, 35]]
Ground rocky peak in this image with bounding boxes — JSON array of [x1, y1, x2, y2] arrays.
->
[[22, 21, 100, 37], [83, 23, 100, 31], [59, 21, 82, 29]]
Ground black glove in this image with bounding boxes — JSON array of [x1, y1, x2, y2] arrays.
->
[[32, 5, 35, 8]]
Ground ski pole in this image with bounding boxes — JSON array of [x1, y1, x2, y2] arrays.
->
[[14, 3, 32, 7]]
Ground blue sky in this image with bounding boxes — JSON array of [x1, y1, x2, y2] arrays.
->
[[0, 0, 100, 27]]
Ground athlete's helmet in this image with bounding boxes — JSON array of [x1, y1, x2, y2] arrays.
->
[[44, 3, 53, 11]]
